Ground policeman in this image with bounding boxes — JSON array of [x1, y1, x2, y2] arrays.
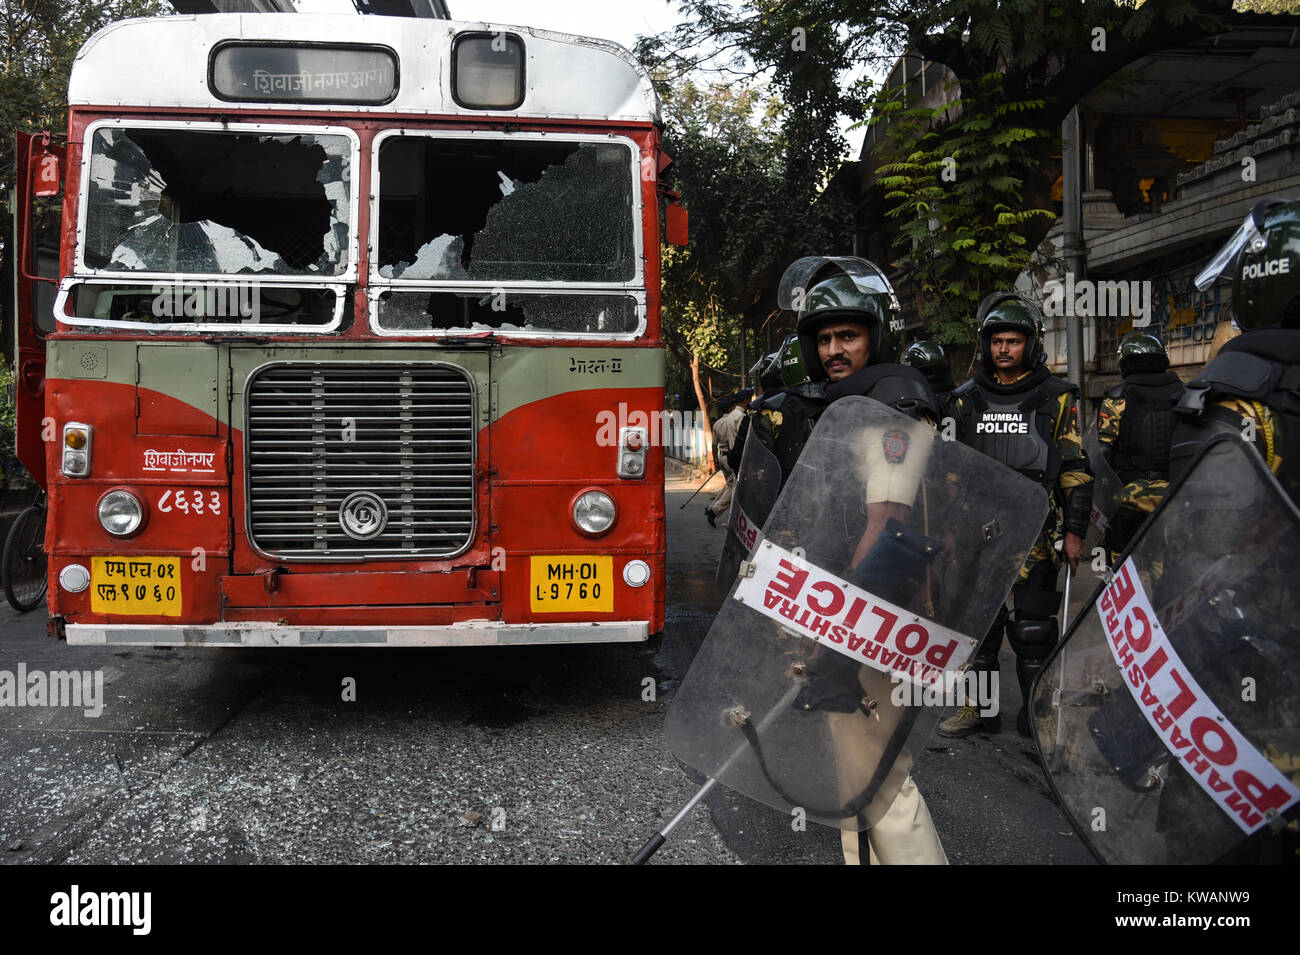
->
[[1161, 198, 1300, 864], [938, 292, 1092, 738], [705, 389, 752, 527], [1095, 332, 1183, 560], [902, 340, 957, 420], [1172, 197, 1300, 505], [727, 334, 819, 478], [751, 256, 947, 865]]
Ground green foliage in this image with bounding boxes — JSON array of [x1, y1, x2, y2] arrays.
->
[[646, 0, 1253, 352], [0, 363, 32, 490], [648, 74, 854, 401], [869, 73, 1055, 347], [1, 1, 164, 192]]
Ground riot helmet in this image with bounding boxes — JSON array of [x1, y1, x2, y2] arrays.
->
[[901, 340, 952, 388], [976, 291, 1046, 372], [778, 256, 903, 382], [751, 350, 783, 391], [777, 334, 809, 387], [1116, 331, 1169, 375], [1194, 198, 1300, 331]]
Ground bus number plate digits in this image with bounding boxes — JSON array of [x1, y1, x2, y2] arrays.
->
[[90, 557, 182, 617], [529, 556, 613, 613]]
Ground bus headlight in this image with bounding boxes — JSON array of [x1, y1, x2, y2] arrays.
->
[[62, 422, 93, 477], [572, 489, 616, 536], [98, 490, 146, 537]]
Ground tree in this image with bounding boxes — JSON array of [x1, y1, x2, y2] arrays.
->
[[649, 74, 855, 432], [1, 1, 160, 475], [870, 71, 1055, 350], [657, 1, 1250, 231], [2, 1, 163, 192], [649, 0, 1292, 344]]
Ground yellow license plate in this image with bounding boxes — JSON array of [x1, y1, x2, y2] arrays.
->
[[91, 557, 182, 617], [529, 556, 613, 613]]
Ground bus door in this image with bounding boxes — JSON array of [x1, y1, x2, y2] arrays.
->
[[11, 132, 64, 486]]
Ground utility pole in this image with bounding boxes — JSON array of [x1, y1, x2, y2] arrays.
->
[[1061, 106, 1086, 393]]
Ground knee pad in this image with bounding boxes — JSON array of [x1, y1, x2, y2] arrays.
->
[[1012, 582, 1060, 617], [1006, 617, 1058, 662]]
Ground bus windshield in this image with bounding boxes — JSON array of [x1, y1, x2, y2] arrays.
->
[[82, 125, 353, 278], [375, 135, 636, 285]]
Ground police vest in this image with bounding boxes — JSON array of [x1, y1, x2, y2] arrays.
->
[[955, 372, 1075, 488], [1106, 373, 1184, 482]]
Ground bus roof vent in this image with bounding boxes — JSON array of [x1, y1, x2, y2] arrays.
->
[[169, 0, 452, 16]]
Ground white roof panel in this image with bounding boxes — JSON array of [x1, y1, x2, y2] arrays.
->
[[69, 14, 659, 122]]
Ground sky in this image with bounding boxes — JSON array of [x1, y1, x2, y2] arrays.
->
[[448, 0, 683, 49], [451, 0, 871, 157]]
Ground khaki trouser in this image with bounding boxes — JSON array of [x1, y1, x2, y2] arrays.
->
[[827, 665, 948, 865], [840, 776, 948, 865]]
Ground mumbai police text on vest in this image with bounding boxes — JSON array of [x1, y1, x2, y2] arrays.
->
[[975, 412, 1029, 434]]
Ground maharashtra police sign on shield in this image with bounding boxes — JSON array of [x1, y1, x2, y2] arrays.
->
[[1099, 558, 1300, 834], [733, 542, 975, 688]]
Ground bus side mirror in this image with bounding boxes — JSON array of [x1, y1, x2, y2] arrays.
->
[[666, 202, 688, 246], [31, 138, 61, 198]]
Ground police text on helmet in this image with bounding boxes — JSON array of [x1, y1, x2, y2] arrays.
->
[[1241, 258, 1291, 279]]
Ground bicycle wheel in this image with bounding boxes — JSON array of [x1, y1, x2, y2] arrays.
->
[[3, 505, 48, 613]]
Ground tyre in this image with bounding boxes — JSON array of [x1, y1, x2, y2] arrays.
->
[[3, 505, 47, 613]]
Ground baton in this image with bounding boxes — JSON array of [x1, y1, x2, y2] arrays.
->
[[631, 682, 802, 864], [1060, 564, 1073, 635], [1051, 564, 1073, 755], [678, 470, 723, 509]]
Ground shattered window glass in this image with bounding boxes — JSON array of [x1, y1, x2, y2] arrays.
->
[[83, 127, 352, 277], [375, 291, 640, 335], [65, 283, 340, 329], [376, 137, 636, 284]]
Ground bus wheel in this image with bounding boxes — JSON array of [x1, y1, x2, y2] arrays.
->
[[3, 505, 48, 613]]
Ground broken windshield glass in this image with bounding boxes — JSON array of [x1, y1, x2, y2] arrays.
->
[[377, 137, 636, 284], [83, 127, 352, 277], [375, 290, 640, 335]]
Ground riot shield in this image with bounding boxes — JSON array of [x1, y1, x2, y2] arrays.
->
[[667, 397, 1050, 830], [1083, 423, 1124, 537], [1031, 436, 1300, 864], [715, 434, 782, 596]]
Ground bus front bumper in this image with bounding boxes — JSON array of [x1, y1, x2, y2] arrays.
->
[[64, 620, 650, 647]]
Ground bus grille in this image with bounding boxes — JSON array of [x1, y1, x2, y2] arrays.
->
[[245, 362, 476, 559]]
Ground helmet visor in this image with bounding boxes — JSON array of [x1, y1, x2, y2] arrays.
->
[[777, 256, 898, 312], [1195, 213, 1267, 291]]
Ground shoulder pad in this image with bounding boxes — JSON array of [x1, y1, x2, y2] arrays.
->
[[1195, 351, 1282, 398], [863, 367, 940, 422], [1039, 374, 1077, 397], [1105, 383, 1125, 400], [952, 379, 978, 399]]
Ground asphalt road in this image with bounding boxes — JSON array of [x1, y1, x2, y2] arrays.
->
[[0, 467, 1094, 865]]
